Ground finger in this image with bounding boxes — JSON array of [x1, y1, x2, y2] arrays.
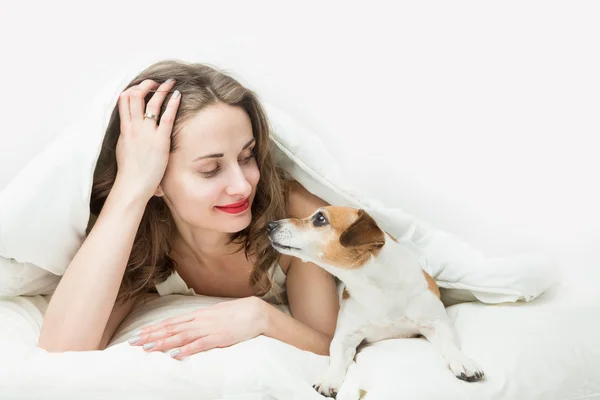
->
[[129, 79, 160, 121], [173, 335, 223, 359], [135, 313, 196, 336], [156, 89, 181, 138], [145, 78, 176, 120], [118, 90, 131, 124], [144, 329, 203, 353], [135, 321, 192, 345]]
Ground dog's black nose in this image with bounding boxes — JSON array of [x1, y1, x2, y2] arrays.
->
[[267, 221, 279, 233]]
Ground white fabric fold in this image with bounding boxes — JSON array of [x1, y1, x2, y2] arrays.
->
[[0, 61, 556, 304]]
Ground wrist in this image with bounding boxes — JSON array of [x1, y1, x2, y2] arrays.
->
[[110, 175, 153, 209], [254, 297, 272, 336], [100, 179, 151, 225]]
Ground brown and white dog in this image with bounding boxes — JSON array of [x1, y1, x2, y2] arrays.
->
[[268, 206, 484, 397]]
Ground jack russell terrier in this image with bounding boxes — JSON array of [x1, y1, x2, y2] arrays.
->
[[268, 206, 484, 398]]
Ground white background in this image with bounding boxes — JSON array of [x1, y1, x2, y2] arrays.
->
[[1, 1, 599, 285]]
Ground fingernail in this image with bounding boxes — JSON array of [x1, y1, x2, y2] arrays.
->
[[165, 78, 175, 84], [143, 342, 155, 350], [128, 336, 140, 345], [169, 348, 181, 358], [132, 330, 143, 336], [172, 90, 180, 98]]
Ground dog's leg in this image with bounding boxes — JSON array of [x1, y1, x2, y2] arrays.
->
[[334, 360, 364, 400], [410, 293, 485, 382], [314, 304, 365, 398]]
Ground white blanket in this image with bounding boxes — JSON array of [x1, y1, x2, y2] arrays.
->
[[0, 58, 556, 304]]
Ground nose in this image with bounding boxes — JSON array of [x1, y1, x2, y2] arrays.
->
[[267, 221, 279, 233], [225, 166, 252, 198]]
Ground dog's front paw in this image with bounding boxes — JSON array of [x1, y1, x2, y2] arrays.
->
[[313, 370, 345, 399], [449, 354, 485, 382], [313, 381, 339, 399]]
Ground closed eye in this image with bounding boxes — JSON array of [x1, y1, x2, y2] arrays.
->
[[239, 154, 255, 164], [239, 146, 256, 164], [200, 166, 220, 178], [200, 149, 255, 178]]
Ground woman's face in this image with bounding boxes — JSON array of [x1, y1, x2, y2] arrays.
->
[[159, 102, 260, 234]]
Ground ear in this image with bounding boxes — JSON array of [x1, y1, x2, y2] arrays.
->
[[154, 185, 165, 197], [340, 209, 385, 250]]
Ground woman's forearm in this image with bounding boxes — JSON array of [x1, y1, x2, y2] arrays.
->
[[261, 301, 333, 356], [38, 180, 147, 352]]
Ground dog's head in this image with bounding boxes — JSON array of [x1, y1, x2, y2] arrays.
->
[[267, 206, 385, 271]]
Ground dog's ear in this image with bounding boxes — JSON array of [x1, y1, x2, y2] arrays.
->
[[340, 209, 385, 250]]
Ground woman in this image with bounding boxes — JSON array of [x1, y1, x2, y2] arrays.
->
[[37, 60, 339, 358]]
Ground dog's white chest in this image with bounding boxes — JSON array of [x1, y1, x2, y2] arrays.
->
[[340, 279, 423, 343], [361, 315, 420, 343]]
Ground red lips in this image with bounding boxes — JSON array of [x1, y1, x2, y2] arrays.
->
[[215, 198, 250, 214]]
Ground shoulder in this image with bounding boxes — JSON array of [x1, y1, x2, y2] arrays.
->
[[278, 181, 329, 274], [285, 180, 329, 219]]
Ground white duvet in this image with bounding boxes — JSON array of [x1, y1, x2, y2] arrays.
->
[[0, 56, 556, 304]]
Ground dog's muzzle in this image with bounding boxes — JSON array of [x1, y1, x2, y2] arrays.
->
[[267, 221, 301, 251]]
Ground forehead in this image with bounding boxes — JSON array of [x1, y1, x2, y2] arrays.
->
[[176, 103, 253, 155], [322, 206, 359, 228]]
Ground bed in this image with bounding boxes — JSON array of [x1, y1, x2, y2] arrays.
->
[[1, 57, 599, 399]]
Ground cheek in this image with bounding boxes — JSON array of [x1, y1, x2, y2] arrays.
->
[[163, 170, 221, 211], [299, 229, 336, 254], [319, 234, 367, 269], [244, 164, 260, 188]]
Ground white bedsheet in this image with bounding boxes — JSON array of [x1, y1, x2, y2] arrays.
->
[[1, 276, 598, 400]]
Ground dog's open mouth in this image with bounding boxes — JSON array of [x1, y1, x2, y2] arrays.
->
[[270, 241, 302, 252]]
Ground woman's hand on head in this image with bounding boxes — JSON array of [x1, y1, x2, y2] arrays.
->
[[128, 296, 268, 359], [114, 78, 181, 202]]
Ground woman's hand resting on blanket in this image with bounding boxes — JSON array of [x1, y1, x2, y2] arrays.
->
[[128, 296, 268, 359], [114, 78, 181, 202]]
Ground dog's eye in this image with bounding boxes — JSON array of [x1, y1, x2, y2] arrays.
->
[[312, 211, 329, 227]]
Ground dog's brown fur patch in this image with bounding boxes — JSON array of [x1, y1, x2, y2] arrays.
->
[[342, 287, 351, 300], [323, 207, 356, 234], [289, 218, 303, 227], [385, 231, 399, 243], [321, 239, 373, 269], [423, 270, 441, 299]]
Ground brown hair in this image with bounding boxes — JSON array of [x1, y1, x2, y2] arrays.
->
[[90, 60, 289, 304]]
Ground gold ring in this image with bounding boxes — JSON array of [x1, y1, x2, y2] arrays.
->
[[144, 112, 158, 121]]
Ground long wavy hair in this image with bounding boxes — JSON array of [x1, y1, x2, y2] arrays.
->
[[90, 60, 289, 305]]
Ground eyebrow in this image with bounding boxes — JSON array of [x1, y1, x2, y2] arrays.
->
[[193, 138, 255, 162]]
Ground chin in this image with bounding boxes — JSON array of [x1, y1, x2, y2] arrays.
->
[[221, 212, 253, 233]]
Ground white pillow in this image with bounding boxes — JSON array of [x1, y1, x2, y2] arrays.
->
[[0, 74, 121, 296], [0, 258, 59, 296], [0, 62, 556, 303]]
